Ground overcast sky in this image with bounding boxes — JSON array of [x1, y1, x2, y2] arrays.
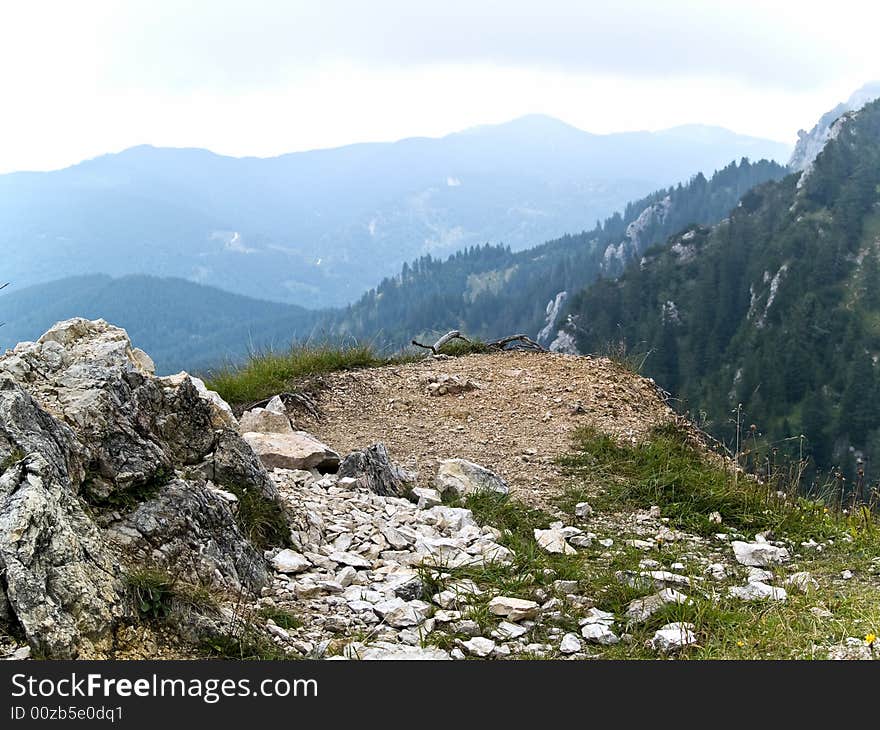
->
[[1, 0, 877, 173]]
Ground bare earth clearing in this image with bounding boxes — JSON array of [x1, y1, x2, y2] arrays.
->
[[306, 351, 675, 510]]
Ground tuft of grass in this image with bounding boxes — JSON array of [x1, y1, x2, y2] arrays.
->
[[225, 485, 291, 550], [436, 339, 491, 356], [205, 336, 498, 407], [560, 423, 845, 542], [204, 342, 389, 406], [257, 606, 303, 630], [199, 630, 289, 661], [600, 338, 651, 374], [126, 568, 177, 621], [0, 448, 25, 475]]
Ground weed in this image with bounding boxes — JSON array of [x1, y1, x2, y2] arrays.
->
[[204, 342, 389, 405], [225, 485, 291, 550], [437, 339, 491, 356], [200, 630, 289, 660], [126, 569, 176, 621], [257, 606, 303, 630], [560, 423, 846, 542], [0, 448, 25, 475]]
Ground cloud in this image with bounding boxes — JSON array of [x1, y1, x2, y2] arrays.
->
[[90, 0, 877, 92], [0, 0, 878, 172]]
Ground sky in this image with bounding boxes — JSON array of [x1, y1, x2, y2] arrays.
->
[[0, 0, 878, 173]]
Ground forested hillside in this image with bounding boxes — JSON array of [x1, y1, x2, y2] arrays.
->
[[326, 158, 787, 347], [563, 99, 880, 485]]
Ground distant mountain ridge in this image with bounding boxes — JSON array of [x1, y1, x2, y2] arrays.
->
[[0, 156, 787, 375], [0, 116, 790, 308]]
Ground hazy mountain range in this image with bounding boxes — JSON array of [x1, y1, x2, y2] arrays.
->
[[0, 115, 790, 309]]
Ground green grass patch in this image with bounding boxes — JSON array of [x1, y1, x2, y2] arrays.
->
[[436, 339, 491, 356], [560, 423, 848, 543], [204, 342, 390, 405], [126, 568, 177, 621], [257, 606, 303, 630], [204, 337, 498, 407], [225, 485, 291, 550], [199, 630, 289, 661], [0, 448, 25, 476]]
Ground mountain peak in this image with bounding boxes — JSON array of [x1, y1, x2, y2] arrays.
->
[[457, 114, 589, 138], [789, 81, 880, 172]]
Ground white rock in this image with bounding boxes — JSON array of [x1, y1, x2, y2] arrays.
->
[[731, 541, 789, 567], [352, 642, 451, 660], [461, 636, 496, 657], [329, 551, 372, 569], [580, 607, 615, 625], [650, 622, 696, 653], [242, 430, 340, 471], [747, 567, 774, 583], [574, 502, 594, 518], [625, 588, 691, 623], [487, 596, 541, 622], [581, 623, 619, 645], [728, 581, 787, 602], [625, 539, 655, 551], [552, 579, 579, 594], [411, 487, 442, 508], [271, 549, 312, 574], [785, 571, 818, 593], [239, 406, 292, 435], [265, 395, 286, 414], [336, 566, 358, 587], [841, 569, 854, 580], [380, 525, 412, 550], [492, 621, 529, 640], [568, 535, 594, 548], [266, 622, 290, 641], [373, 598, 432, 628], [4, 646, 31, 660], [433, 610, 462, 623], [423, 505, 477, 531], [560, 633, 582, 654], [534, 528, 577, 555], [435, 459, 509, 500]]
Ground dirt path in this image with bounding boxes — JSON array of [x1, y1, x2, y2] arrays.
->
[[302, 352, 676, 510]]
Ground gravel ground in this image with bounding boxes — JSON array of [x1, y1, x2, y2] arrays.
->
[[302, 351, 677, 510]]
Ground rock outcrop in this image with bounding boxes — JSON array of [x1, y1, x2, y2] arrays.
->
[[435, 459, 509, 500], [0, 319, 285, 657], [338, 443, 417, 497], [789, 82, 880, 174]]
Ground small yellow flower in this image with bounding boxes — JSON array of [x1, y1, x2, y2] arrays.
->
[[866, 633, 876, 646], [737, 640, 745, 647]]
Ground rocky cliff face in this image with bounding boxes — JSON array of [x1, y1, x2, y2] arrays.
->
[[789, 82, 880, 174], [0, 319, 283, 658]]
